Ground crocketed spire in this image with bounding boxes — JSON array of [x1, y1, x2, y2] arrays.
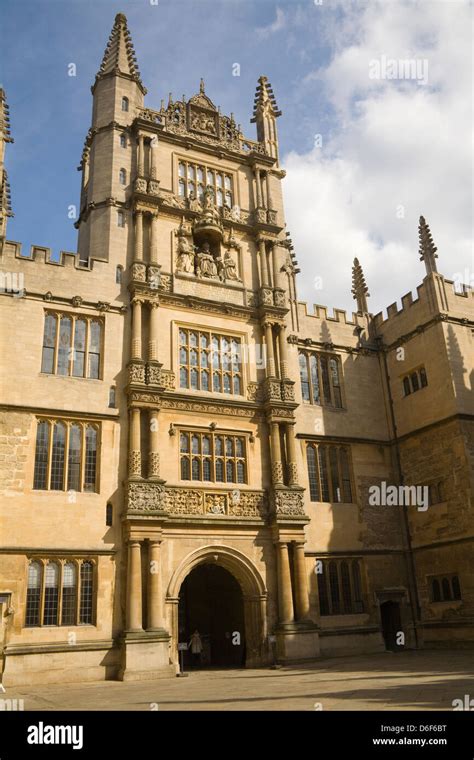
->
[[351, 257, 370, 313], [418, 215, 438, 275]]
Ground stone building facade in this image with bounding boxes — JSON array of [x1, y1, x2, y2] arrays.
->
[[0, 14, 472, 686]]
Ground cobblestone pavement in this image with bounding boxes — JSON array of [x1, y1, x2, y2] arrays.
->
[[4, 650, 473, 711]]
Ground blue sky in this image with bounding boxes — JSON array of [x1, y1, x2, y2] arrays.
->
[[1, 0, 472, 314]]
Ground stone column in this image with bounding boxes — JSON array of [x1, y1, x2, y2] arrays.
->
[[258, 239, 269, 287], [278, 324, 288, 379], [129, 408, 141, 477], [134, 210, 143, 262], [150, 213, 159, 264], [254, 169, 262, 208], [293, 542, 310, 621], [276, 542, 294, 624], [149, 137, 157, 179], [264, 322, 276, 377], [126, 541, 143, 631], [148, 410, 160, 479], [270, 421, 283, 485], [137, 134, 145, 176], [147, 540, 163, 630], [131, 298, 143, 360], [286, 422, 298, 486], [266, 172, 273, 210], [148, 302, 159, 361], [271, 243, 280, 289]]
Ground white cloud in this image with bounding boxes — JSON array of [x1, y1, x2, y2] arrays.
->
[[256, 7, 286, 38], [282, 0, 473, 317]]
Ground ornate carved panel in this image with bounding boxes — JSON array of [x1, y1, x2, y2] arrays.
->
[[273, 489, 305, 516]]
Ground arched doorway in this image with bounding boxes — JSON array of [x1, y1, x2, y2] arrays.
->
[[166, 545, 268, 669], [380, 600, 402, 651], [179, 564, 245, 668]]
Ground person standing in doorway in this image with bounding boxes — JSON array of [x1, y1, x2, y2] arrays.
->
[[189, 629, 203, 668]]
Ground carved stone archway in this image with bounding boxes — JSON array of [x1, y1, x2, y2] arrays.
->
[[166, 545, 268, 668]]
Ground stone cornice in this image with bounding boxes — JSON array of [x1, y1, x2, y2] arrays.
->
[[0, 404, 120, 421], [0, 290, 128, 314]]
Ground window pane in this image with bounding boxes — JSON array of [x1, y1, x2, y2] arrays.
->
[[225, 438, 234, 456], [403, 377, 411, 396], [192, 458, 200, 480], [61, 562, 77, 626], [223, 374, 231, 394], [432, 579, 441, 602], [33, 421, 49, 489], [179, 329, 187, 344], [84, 427, 97, 492], [329, 561, 340, 614], [41, 314, 57, 373], [329, 448, 341, 502], [237, 461, 245, 484], [452, 576, 461, 600], [352, 561, 363, 611], [339, 448, 353, 502], [441, 578, 451, 600], [180, 433, 189, 453], [26, 562, 42, 626], [320, 356, 331, 404], [181, 457, 190, 479], [73, 320, 86, 377], [178, 162, 185, 178], [341, 562, 352, 613], [88, 322, 101, 379], [50, 422, 66, 490], [190, 368, 198, 389], [215, 437, 223, 456], [201, 370, 209, 390], [67, 424, 81, 491], [233, 376, 241, 395], [213, 373, 220, 392], [310, 355, 320, 403], [215, 459, 224, 481], [318, 446, 330, 501], [411, 372, 419, 392], [235, 439, 243, 457], [180, 367, 188, 388], [317, 564, 329, 616], [307, 446, 319, 501], [299, 353, 310, 402], [43, 563, 59, 625], [203, 459, 211, 481], [226, 460, 234, 482], [419, 367, 428, 387], [202, 436, 210, 455], [329, 358, 342, 407], [191, 435, 200, 454], [57, 316, 72, 376], [79, 562, 93, 624]]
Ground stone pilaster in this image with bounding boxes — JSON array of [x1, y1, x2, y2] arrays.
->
[[293, 542, 311, 621], [148, 410, 160, 479], [148, 302, 159, 361], [264, 321, 276, 378], [129, 408, 141, 477], [147, 540, 163, 630], [131, 298, 143, 360], [126, 541, 143, 631], [134, 209, 143, 262], [270, 421, 284, 485], [278, 323, 288, 379], [276, 542, 294, 624], [286, 422, 299, 486]]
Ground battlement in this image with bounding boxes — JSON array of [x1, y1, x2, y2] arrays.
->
[[373, 274, 474, 331], [297, 300, 360, 326], [2, 240, 95, 271]]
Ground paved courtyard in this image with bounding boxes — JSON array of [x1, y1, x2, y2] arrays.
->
[[4, 650, 474, 711]]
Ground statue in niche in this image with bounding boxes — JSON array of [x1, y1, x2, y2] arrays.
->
[[188, 191, 202, 213], [201, 187, 221, 224], [196, 240, 218, 279], [221, 250, 239, 281], [176, 235, 195, 274]]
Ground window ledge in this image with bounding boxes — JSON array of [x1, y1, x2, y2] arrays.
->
[[39, 373, 103, 383]]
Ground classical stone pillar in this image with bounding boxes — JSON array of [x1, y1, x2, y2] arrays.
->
[[266, 172, 273, 210], [286, 422, 298, 486], [293, 542, 310, 621], [147, 540, 163, 630], [131, 298, 142, 360], [126, 541, 143, 631], [271, 244, 280, 289], [150, 213, 159, 264], [149, 137, 157, 179], [264, 322, 276, 377], [129, 408, 141, 477], [148, 410, 160, 479], [137, 134, 145, 176], [258, 239, 269, 287], [148, 302, 159, 361], [278, 324, 288, 379], [254, 169, 262, 208], [134, 210, 143, 262], [270, 421, 283, 485], [276, 542, 294, 624]]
